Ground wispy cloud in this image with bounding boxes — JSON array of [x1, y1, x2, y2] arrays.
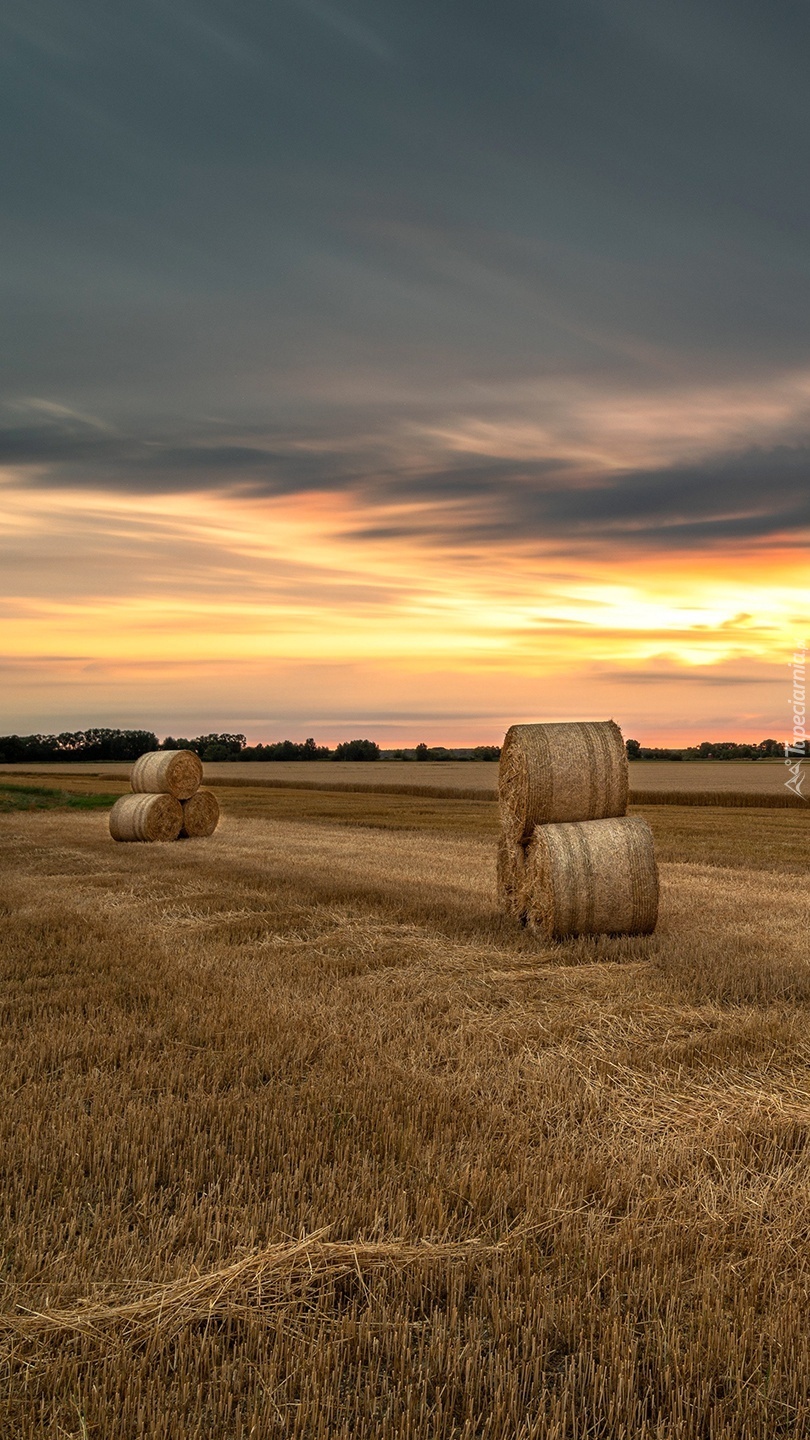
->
[[3, 399, 807, 556]]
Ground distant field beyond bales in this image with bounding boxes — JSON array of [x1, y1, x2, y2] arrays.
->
[[0, 758, 802, 797]]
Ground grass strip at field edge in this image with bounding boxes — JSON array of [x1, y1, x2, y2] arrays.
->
[[0, 783, 119, 813]]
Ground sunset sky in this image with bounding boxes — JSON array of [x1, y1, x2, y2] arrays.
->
[[2, 1, 807, 744]]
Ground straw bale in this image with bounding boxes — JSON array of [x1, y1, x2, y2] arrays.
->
[[180, 789, 220, 838], [109, 793, 184, 843], [496, 833, 528, 918], [524, 815, 658, 939], [499, 720, 628, 842], [130, 749, 202, 799]]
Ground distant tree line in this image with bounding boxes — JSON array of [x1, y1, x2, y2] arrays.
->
[[1, 729, 790, 765], [0, 729, 161, 763], [234, 737, 381, 762], [0, 730, 382, 763], [407, 743, 502, 762], [625, 738, 785, 760]]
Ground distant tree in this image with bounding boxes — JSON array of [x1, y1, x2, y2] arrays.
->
[[265, 740, 303, 761], [187, 733, 246, 759], [202, 742, 231, 762], [0, 729, 158, 762], [240, 738, 330, 760], [686, 740, 779, 760], [472, 745, 501, 761], [625, 738, 641, 760], [0, 735, 44, 762], [415, 743, 429, 762], [333, 738, 380, 761], [95, 729, 159, 761]]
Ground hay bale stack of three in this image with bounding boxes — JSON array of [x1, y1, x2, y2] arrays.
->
[[497, 721, 658, 938], [109, 750, 220, 843]]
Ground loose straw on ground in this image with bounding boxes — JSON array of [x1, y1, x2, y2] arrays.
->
[[0, 1227, 547, 1349]]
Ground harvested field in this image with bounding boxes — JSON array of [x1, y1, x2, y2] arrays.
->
[[629, 787, 806, 809], [1, 787, 809, 1437], [4, 772, 809, 870], [1, 757, 804, 797]]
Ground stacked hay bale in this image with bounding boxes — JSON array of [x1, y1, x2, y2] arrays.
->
[[497, 720, 658, 938], [109, 750, 220, 843]]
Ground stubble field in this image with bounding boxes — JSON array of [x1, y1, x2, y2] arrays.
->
[[1, 757, 802, 797], [1, 779, 809, 1438]]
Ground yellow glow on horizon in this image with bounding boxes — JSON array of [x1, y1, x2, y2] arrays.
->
[[1, 478, 804, 678]]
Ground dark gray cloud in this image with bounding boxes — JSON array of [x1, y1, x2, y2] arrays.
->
[[3, 0, 810, 543], [344, 442, 810, 551], [3, 409, 808, 551], [0, 408, 388, 493]]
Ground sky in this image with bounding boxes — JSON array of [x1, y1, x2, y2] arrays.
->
[[1, 0, 807, 745]]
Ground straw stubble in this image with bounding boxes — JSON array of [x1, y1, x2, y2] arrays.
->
[[108, 793, 184, 843], [524, 815, 659, 938], [498, 720, 628, 843], [2, 807, 809, 1437]]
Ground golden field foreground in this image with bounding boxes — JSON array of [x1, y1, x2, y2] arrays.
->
[[1, 783, 809, 1438]]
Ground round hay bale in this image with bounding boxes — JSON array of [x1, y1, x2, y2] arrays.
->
[[109, 793, 183, 843], [496, 834, 528, 918], [499, 720, 628, 843], [180, 789, 220, 838], [524, 816, 658, 939], [130, 749, 202, 799]]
